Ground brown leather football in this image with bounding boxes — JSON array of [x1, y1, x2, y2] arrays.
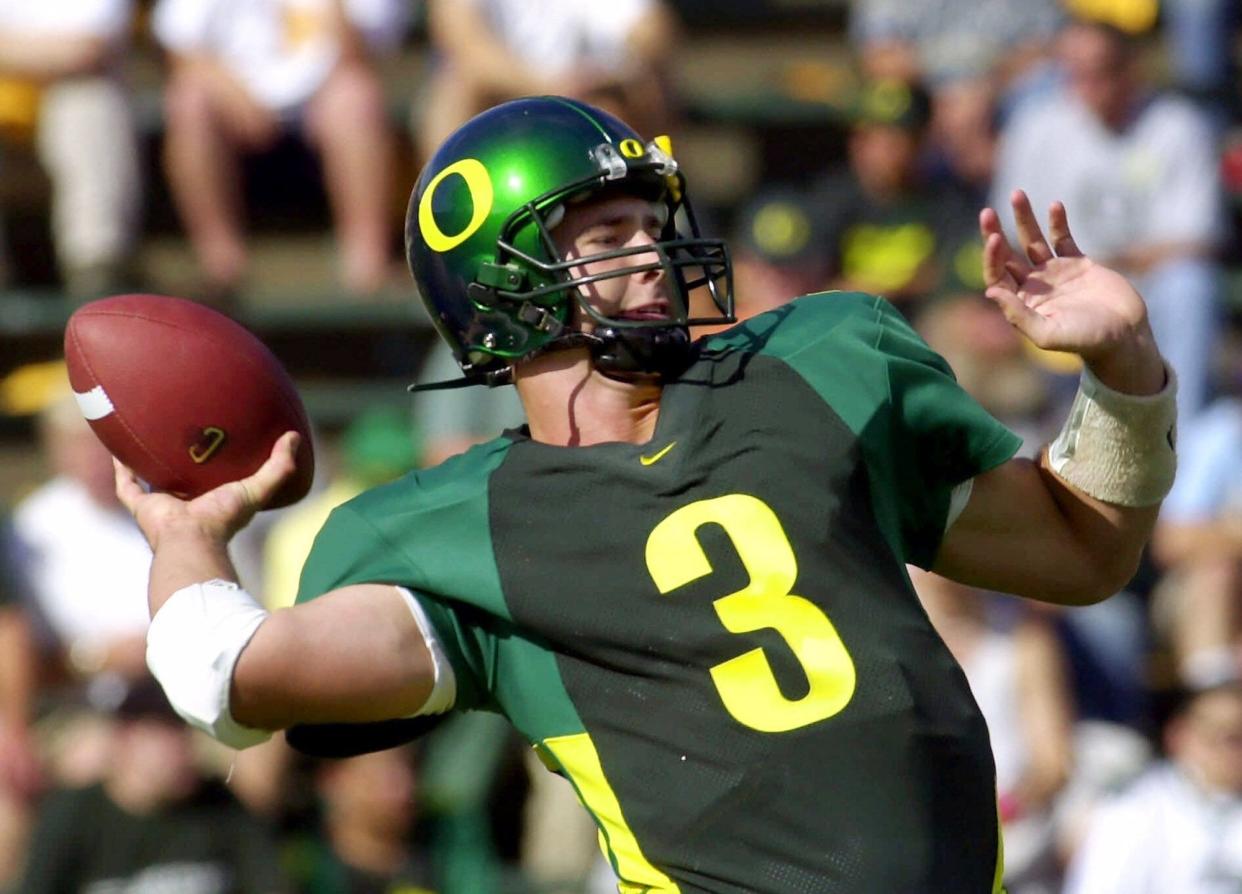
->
[[64, 294, 314, 508]]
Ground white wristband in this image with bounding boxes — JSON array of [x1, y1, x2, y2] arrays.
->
[[146, 580, 272, 749], [1048, 362, 1177, 507]]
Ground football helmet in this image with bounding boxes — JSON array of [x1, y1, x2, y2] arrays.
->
[[405, 96, 734, 381]]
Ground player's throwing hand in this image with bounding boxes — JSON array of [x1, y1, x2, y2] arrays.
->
[[115, 431, 301, 550]]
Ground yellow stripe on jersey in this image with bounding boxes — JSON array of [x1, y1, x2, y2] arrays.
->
[[541, 733, 681, 893], [993, 801, 1007, 894]]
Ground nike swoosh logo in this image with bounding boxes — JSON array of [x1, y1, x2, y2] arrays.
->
[[640, 441, 677, 466]]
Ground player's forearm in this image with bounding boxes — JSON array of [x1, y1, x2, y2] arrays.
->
[[1036, 451, 1161, 595], [146, 522, 239, 618]]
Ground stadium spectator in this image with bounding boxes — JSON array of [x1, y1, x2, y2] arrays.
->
[[418, 0, 678, 161], [15, 676, 286, 894], [813, 77, 981, 312], [124, 95, 1178, 892], [0, 518, 39, 890], [0, 0, 142, 299], [153, 0, 407, 301], [912, 569, 1074, 894], [849, 0, 1064, 192], [990, 18, 1227, 420], [1063, 681, 1242, 893], [9, 390, 152, 691], [285, 745, 435, 893], [1152, 389, 1242, 688], [690, 185, 833, 337], [1162, 0, 1238, 124]]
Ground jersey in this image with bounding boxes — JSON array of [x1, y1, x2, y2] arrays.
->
[[295, 292, 1022, 894]]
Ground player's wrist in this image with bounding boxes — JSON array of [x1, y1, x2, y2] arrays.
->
[[147, 515, 230, 553], [1082, 326, 1165, 396]]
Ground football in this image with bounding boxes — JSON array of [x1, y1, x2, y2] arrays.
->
[[64, 293, 315, 509]]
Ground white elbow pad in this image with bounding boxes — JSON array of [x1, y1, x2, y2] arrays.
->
[[146, 580, 273, 750]]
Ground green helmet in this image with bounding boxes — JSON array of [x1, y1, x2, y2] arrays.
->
[[405, 96, 733, 381]]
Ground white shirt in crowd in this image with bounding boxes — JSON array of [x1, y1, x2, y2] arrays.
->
[[152, 0, 408, 112], [468, 0, 657, 77], [0, 0, 132, 43], [991, 91, 1225, 260], [1063, 763, 1242, 894], [11, 477, 152, 652]]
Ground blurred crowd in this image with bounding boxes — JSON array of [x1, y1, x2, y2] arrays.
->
[[1, 0, 1242, 892]]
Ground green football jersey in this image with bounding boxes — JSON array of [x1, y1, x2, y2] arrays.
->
[[295, 292, 1021, 894]]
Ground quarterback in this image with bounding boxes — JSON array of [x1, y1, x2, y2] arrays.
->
[[123, 98, 1175, 893]]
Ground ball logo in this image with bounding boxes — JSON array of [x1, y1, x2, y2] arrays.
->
[[619, 138, 645, 159], [418, 158, 494, 253], [188, 426, 227, 464]]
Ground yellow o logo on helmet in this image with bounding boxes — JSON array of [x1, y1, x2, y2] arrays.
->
[[418, 159, 495, 253], [619, 139, 645, 159]]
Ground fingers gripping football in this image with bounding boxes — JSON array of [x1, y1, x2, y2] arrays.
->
[[115, 431, 302, 548]]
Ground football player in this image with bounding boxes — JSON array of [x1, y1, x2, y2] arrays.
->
[[124, 97, 1175, 892]]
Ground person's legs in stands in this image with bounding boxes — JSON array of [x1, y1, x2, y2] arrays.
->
[[162, 63, 259, 300], [304, 60, 395, 296], [36, 77, 141, 299]]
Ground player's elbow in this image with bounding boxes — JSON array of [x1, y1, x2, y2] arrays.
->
[[1057, 550, 1142, 606]]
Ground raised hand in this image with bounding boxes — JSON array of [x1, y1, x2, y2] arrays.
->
[[980, 190, 1165, 395]]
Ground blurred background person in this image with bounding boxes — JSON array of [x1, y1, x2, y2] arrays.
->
[[153, 0, 408, 302], [1063, 681, 1242, 893], [285, 746, 435, 894], [912, 570, 1075, 894], [688, 185, 833, 338], [990, 17, 1227, 420], [848, 0, 1064, 193], [417, 0, 678, 161], [9, 388, 151, 694], [15, 676, 286, 894], [0, 518, 40, 890], [813, 77, 981, 315], [0, 0, 142, 300], [1152, 350, 1242, 689]]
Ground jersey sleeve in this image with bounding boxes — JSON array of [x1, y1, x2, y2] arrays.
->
[[874, 297, 1021, 565], [295, 503, 495, 714], [760, 293, 1022, 568]]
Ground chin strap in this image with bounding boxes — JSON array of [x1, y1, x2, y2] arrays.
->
[[409, 324, 692, 392], [407, 369, 513, 393], [587, 324, 691, 381]]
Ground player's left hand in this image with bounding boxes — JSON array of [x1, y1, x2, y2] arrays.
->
[[980, 190, 1165, 395]]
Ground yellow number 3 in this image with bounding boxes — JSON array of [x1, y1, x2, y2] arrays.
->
[[645, 494, 856, 733]]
